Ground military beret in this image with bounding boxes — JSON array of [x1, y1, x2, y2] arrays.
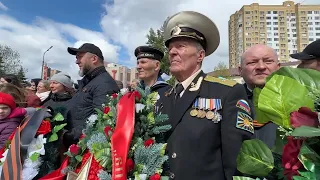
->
[[134, 46, 164, 61], [164, 11, 220, 56]]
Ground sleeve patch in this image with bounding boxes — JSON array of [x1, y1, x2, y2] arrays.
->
[[236, 111, 254, 134], [236, 99, 251, 114]]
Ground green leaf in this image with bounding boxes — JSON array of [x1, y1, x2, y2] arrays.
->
[[298, 143, 320, 172], [254, 74, 314, 128], [64, 151, 73, 157], [271, 130, 287, 155], [291, 126, 320, 137], [52, 123, 67, 133], [232, 177, 256, 180], [53, 113, 64, 121], [49, 133, 58, 142], [75, 155, 83, 162], [160, 177, 169, 180], [293, 176, 309, 180], [237, 139, 274, 177], [30, 152, 40, 162], [267, 67, 320, 93]]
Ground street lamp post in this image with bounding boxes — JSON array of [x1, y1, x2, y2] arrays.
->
[[41, 46, 53, 79]]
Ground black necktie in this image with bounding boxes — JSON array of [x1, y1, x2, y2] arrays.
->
[[175, 83, 184, 100]]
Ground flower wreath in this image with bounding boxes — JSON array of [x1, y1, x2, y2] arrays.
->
[[233, 67, 320, 180], [0, 107, 67, 180], [43, 88, 171, 180]]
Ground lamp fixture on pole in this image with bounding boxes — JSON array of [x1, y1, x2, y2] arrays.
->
[[41, 46, 53, 79]]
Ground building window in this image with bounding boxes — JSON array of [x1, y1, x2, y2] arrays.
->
[[273, 11, 277, 14], [315, 11, 320, 14], [316, 33, 320, 36], [274, 33, 279, 36], [280, 22, 285, 26], [308, 17, 313, 20], [309, 27, 313, 31], [315, 17, 320, 20], [316, 27, 320, 30], [127, 73, 131, 82], [279, 11, 284, 15], [245, 11, 250, 14], [267, 11, 271, 14], [300, 11, 306, 15], [309, 38, 314, 41], [281, 44, 286, 48], [274, 38, 279, 41], [260, 11, 265, 15], [273, 22, 278, 25], [266, 16, 271, 19], [308, 22, 313, 25], [293, 34, 297, 37], [267, 38, 272, 41], [267, 27, 272, 30], [308, 11, 313, 14], [316, 22, 320, 25], [273, 17, 278, 20]]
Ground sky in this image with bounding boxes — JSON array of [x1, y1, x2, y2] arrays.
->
[[0, 0, 318, 81]]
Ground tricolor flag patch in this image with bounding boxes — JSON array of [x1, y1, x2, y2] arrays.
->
[[236, 99, 251, 114]]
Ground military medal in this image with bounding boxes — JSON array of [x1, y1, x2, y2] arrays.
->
[[200, 111, 206, 118], [190, 98, 199, 117], [190, 109, 198, 117], [212, 111, 222, 123], [206, 111, 215, 119]]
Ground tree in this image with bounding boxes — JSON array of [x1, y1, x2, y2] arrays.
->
[[211, 61, 230, 78], [17, 66, 27, 81], [0, 45, 25, 75], [146, 21, 170, 75]]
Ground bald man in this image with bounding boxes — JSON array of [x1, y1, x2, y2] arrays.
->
[[239, 44, 280, 148]]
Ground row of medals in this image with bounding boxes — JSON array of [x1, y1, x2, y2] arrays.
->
[[190, 108, 218, 121]]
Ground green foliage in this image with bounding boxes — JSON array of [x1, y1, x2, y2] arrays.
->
[[98, 170, 112, 180], [212, 61, 230, 78], [53, 113, 64, 121], [134, 138, 168, 176], [237, 139, 274, 177], [146, 23, 170, 75], [30, 152, 40, 162], [0, 44, 26, 75], [253, 74, 314, 128], [291, 126, 320, 137]]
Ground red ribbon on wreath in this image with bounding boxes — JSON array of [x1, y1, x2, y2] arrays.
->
[[111, 91, 140, 180]]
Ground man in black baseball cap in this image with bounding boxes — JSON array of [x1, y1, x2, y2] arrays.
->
[[63, 43, 119, 148], [290, 39, 320, 71]]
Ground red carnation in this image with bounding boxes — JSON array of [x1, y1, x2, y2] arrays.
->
[[126, 158, 134, 172], [69, 144, 80, 155], [144, 138, 154, 147], [112, 93, 118, 98], [36, 120, 51, 136], [80, 134, 85, 140], [0, 147, 6, 158], [103, 106, 110, 114], [104, 126, 113, 136], [282, 136, 303, 180], [132, 91, 141, 101], [150, 173, 161, 180], [290, 107, 319, 128]]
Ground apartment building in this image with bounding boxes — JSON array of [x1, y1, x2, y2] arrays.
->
[[105, 62, 138, 88], [229, 1, 320, 68]]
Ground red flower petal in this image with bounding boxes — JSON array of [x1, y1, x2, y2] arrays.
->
[[36, 120, 52, 136], [69, 144, 80, 155], [126, 158, 134, 172], [112, 93, 118, 98], [103, 107, 110, 114], [104, 126, 113, 137], [150, 173, 161, 180], [144, 139, 155, 147], [290, 107, 319, 128], [282, 136, 303, 180]]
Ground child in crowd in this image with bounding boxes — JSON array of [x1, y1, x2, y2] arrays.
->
[[0, 92, 26, 148]]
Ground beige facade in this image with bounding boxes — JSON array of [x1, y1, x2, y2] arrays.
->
[[229, 1, 320, 68], [105, 63, 138, 88]]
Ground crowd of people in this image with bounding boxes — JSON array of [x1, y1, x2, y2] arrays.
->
[[0, 10, 319, 180]]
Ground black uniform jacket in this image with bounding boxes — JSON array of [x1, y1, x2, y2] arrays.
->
[[165, 71, 254, 180]]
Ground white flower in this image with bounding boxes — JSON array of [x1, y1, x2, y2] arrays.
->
[[27, 134, 46, 157], [87, 114, 98, 126], [0, 149, 9, 163], [120, 88, 129, 95], [135, 103, 145, 113], [156, 94, 160, 100], [135, 174, 147, 180]]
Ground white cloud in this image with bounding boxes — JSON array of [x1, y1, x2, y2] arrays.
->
[[100, 0, 319, 73], [0, 2, 8, 11], [0, 15, 120, 81]]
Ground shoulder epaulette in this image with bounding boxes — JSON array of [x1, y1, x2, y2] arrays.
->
[[204, 75, 237, 87]]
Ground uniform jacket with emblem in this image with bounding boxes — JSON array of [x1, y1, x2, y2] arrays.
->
[[165, 71, 254, 180], [243, 83, 277, 149]]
